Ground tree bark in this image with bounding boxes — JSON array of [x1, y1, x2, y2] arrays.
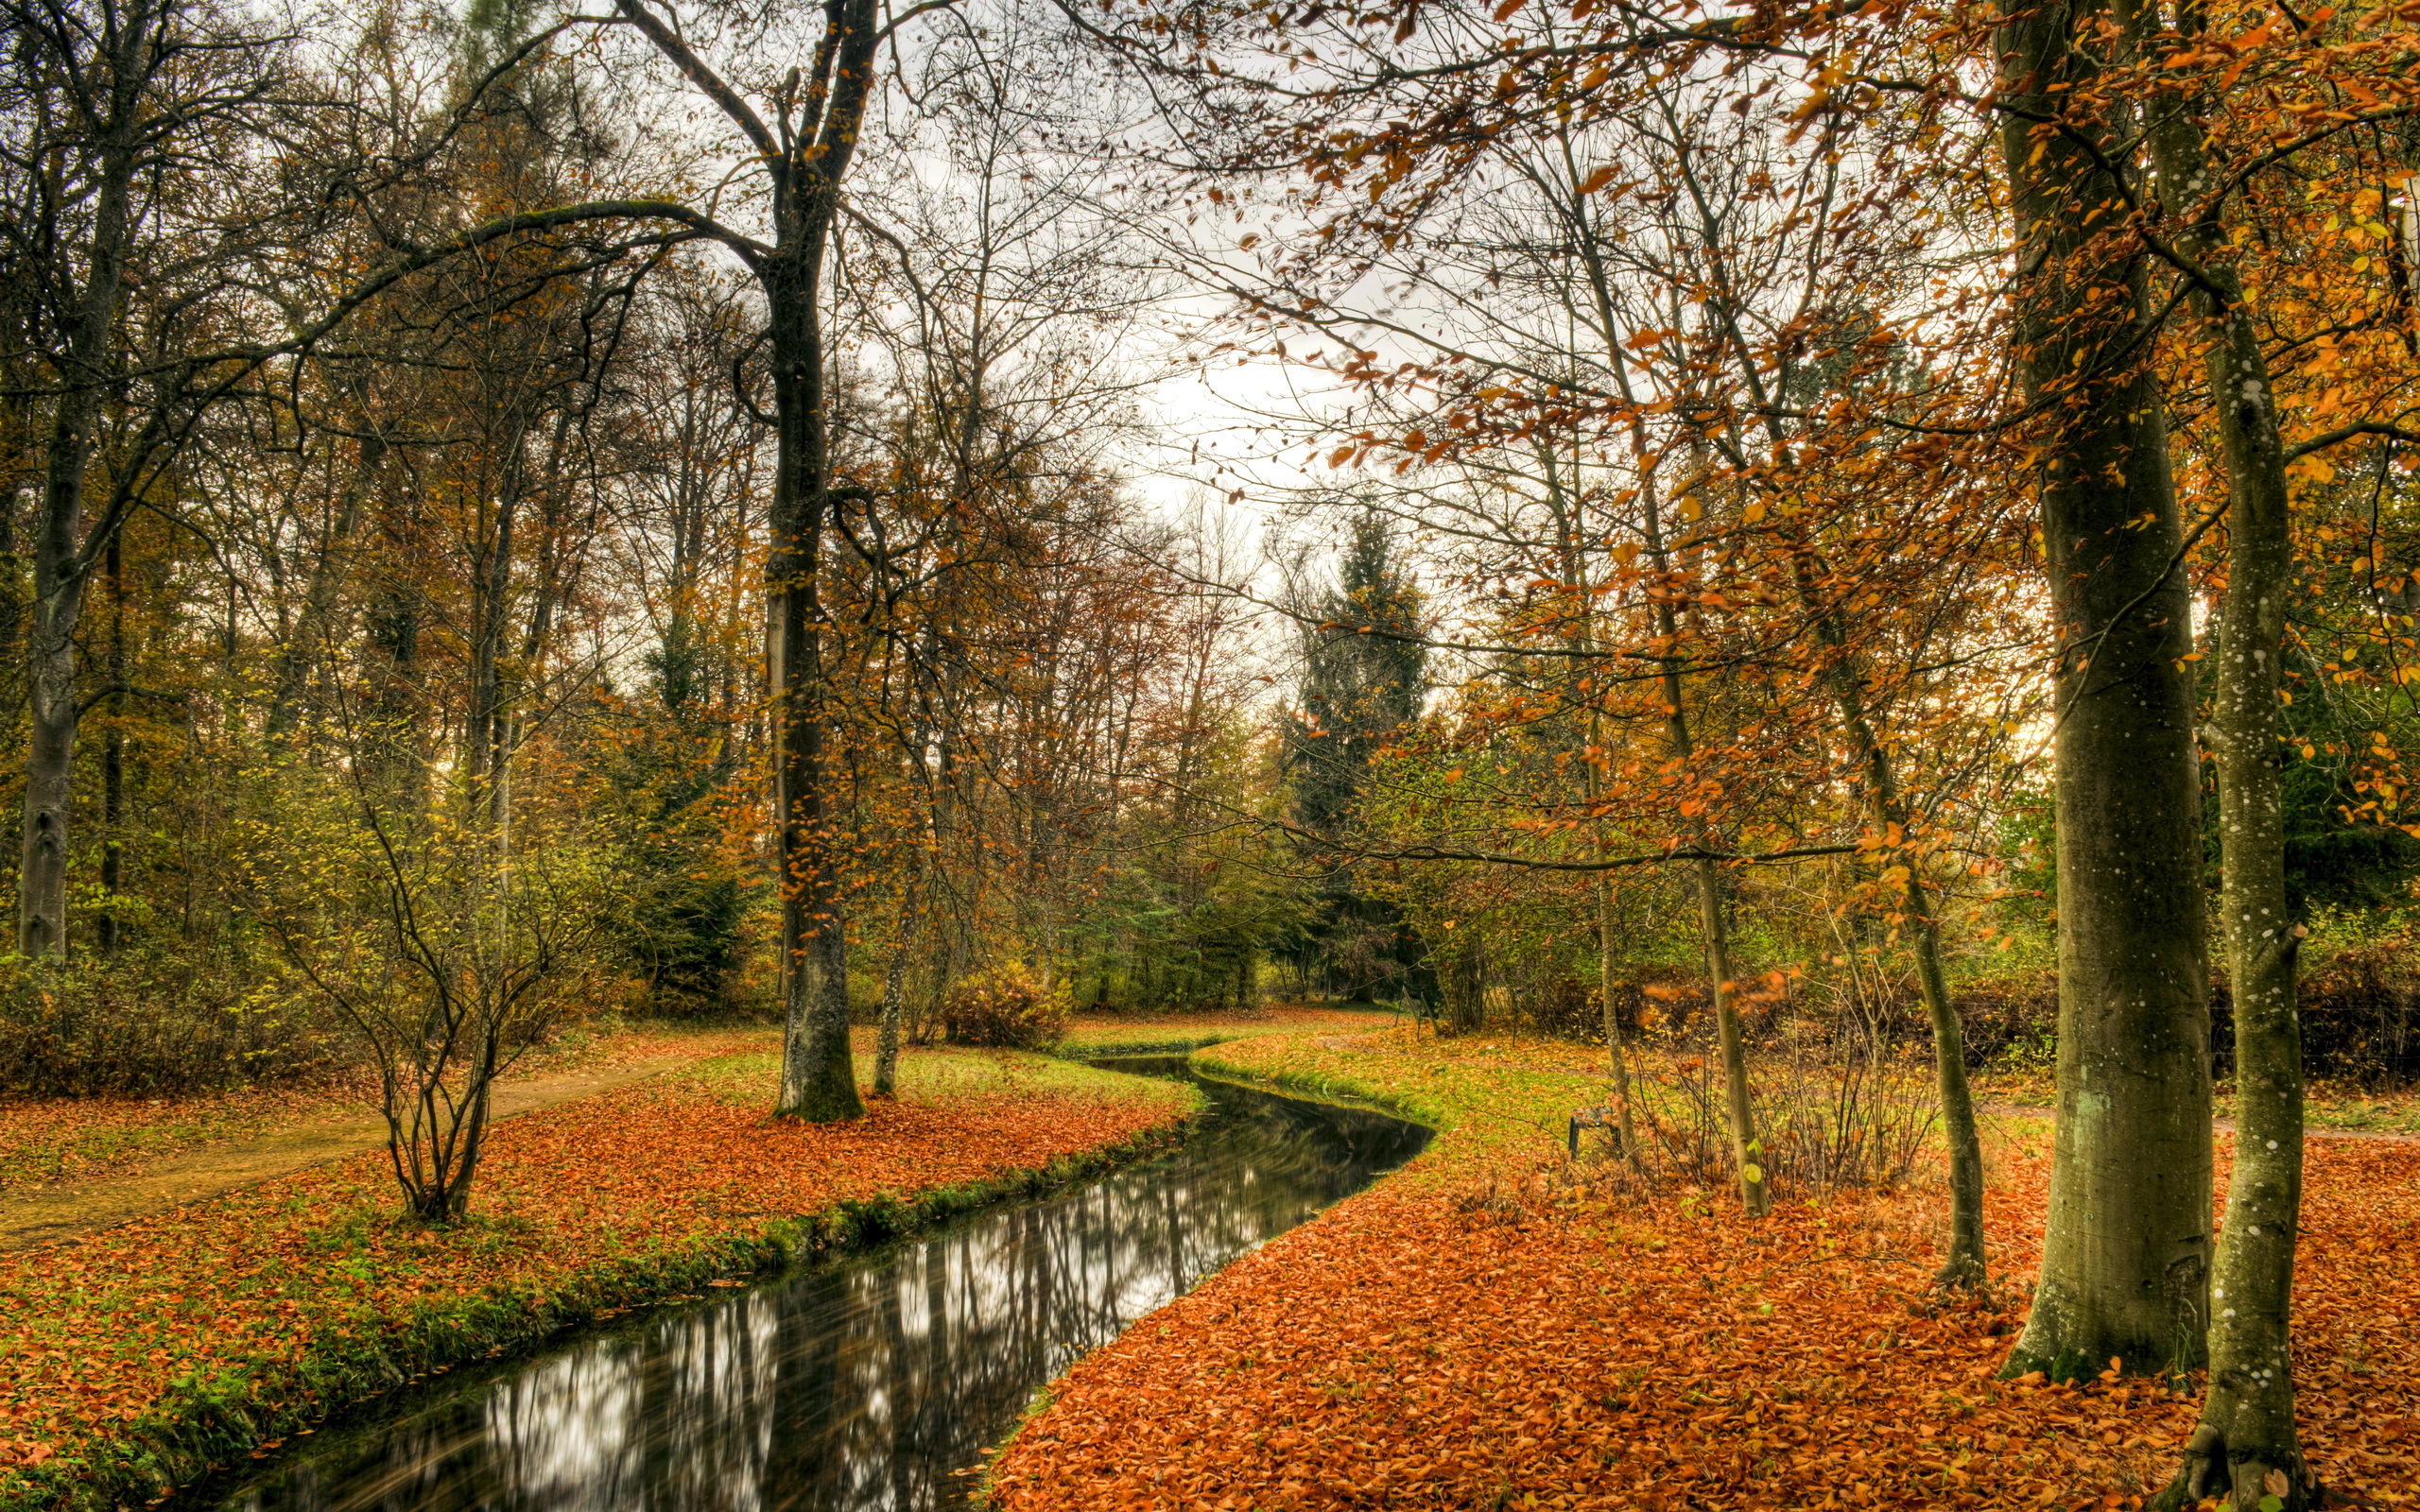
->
[[17, 119, 137, 958], [609, 0, 883, 1121], [1802, 582, 1987, 1287], [1644, 476, 1767, 1216], [2118, 0, 2313, 1499], [97, 536, 126, 954], [873, 838, 924, 1098], [1995, 0, 2213, 1381]]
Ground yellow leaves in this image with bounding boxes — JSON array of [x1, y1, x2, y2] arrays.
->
[[1575, 163, 1619, 196], [1742, 499, 1768, 525]]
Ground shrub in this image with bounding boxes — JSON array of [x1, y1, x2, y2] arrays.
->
[[942, 967, 1073, 1049], [0, 949, 348, 1097], [1619, 1040, 1935, 1195], [1950, 970, 2059, 1069]]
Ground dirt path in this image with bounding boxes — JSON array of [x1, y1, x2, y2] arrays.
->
[[0, 1057, 698, 1252]]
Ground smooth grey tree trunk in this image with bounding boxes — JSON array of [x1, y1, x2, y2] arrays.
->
[[1996, 0, 2214, 1381]]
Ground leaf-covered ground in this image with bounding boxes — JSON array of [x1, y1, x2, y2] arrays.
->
[[0, 1047, 1193, 1504], [1971, 1066, 2420, 1138], [989, 1030, 2420, 1511], [0, 1023, 773, 1197]]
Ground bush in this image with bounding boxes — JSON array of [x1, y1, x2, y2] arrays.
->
[[1616, 1040, 1935, 1195], [942, 967, 1073, 1049], [1950, 970, 2059, 1069], [0, 950, 348, 1097]]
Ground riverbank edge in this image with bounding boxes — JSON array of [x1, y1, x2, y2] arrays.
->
[[5, 1087, 1203, 1512], [969, 1036, 1453, 1509]]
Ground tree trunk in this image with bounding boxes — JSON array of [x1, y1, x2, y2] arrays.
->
[[2119, 0, 2312, 1499], [1995, 0, 2212, 1381], [97, 536, 125, 954], [873, 844, 924, 1099], [1797, 568, 1987, 1286], [1645, 474, 1768, 1216], [268, 416, 384, 737], [766, 231, 862, 1119], [17, 127, 135, 958]]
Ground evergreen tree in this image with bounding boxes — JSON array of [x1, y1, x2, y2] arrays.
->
[[1284, 509, 1428, 1000]]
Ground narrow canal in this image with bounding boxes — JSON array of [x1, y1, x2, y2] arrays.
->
[[206, 1057, 1430, 1511]]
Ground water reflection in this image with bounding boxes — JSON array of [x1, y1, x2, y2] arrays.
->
[[212, 1062, 1428, 1511]]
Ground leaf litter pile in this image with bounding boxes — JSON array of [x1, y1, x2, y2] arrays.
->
[[989, 1031, 2420, 1511], [0, 1049, 1191, 1499]]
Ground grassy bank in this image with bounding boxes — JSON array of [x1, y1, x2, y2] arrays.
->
[[0, 1049, 1195, 1512], [985, 1029, 2420, 1511], [1190, 1025, 1630, 1184]]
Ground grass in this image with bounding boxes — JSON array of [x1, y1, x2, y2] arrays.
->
[[682, 1043, 1188, 1106], [0, 1022, 779, 1199], [1972, 1063, 2420, 1137], [1051, 1003, 1409, 1061], [1190, 1026, 1603, 1185], [0, 1088, 344, 1195]]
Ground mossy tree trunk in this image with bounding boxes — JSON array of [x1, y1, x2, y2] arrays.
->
[[609, 0, 882, 1122], [1994, 0, 2213, 1381], [2118, 0, 2314, 1500]]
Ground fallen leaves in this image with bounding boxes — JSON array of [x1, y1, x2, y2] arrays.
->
[[0, 1048, 1191, 1503], [992, 1033, 2420, 1511]]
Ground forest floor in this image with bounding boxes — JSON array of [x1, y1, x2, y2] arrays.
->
[[0, 1024, 784, 1249], [988, 1024, 2420, 1512], [0, 1005, 1398, 1251], [0, 1044, 1195, 1510]]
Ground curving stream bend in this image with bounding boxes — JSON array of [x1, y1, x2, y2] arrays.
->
[[203, 1057, 1429, 1511]]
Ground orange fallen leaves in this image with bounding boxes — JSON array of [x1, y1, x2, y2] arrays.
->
[[992, 1049, 2420, 1511], [0, 1051, 1190, 1497]]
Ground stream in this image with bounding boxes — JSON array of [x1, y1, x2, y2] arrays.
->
[[203, 1057, 1429, 1511]]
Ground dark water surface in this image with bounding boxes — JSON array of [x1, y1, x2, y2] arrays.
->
[[205, 1059, 1428, 1512]]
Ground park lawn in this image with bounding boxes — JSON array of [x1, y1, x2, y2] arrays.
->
[[1054, 1003, 1411, 1060], [0, 1046, 1195, 1512], [987, 1030, 2420, 1511]]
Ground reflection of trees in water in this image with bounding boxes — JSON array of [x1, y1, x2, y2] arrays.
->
[[221, 1083, 1428, 1512]]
